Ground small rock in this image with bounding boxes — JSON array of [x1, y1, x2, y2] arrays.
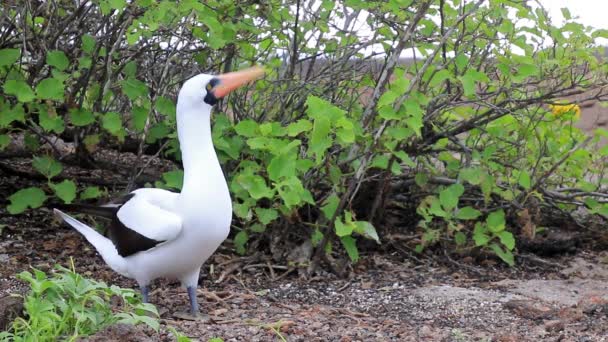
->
[[503, 299, 555, 320], [544, 319, 565, 332], [418, 325, 432, 337]]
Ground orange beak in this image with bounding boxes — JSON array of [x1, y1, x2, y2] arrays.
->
[[214, 66, 265, 99]]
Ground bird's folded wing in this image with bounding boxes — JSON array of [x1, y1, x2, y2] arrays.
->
[[117, 191, 182, 242]]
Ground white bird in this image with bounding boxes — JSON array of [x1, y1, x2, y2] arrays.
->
[[54, 66, 264, 320]]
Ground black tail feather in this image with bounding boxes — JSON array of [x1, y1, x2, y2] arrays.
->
[[52, 203, 117, 219]]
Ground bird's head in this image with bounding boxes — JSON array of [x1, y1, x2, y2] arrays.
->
[[178, 66, 264, 111]]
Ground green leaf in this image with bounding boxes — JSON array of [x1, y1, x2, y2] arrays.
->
[[267, 153, 296, 181], [121, 78, 148, 100], [393, 150, 415, 167], [496, 230, 515, 250], [454, 232, 467, 246], [237, 174, 273, 199], [415, 172, 428, 187], [0, 134, 9, 150], [38, 107, 64, 133], [123, 61, 137, 77], [131, 106, 148, 131], [36, 78, 64, 100], [69, 108, 95, 126], [515, 64, 538, 79], [0, 49, 20, 67], [335, 217, 353, 237], [311, 229, 323, 247], [80, 186, 103, 200], [8, 187, 47, 214], [489, 243, 514, 266], [146, 123, 170, 143], [340, 236, 359, 262], [287, 120, 312, 136], [250, 223, 266, 233], [428, 69, 452, 88], [378, 104, 400, 120], [162, 170, 183, 190], [46, 50, 69, 71], [81, 34, 96, 54], [83, 134, 100, 152], [109, 0, 127, 10], [460, 167, 483, 185], [486, 210, 506, 233], [102, 112, 123, 136], [518, 170, 531, 190], [308, 116, 332, 164], [473, 222, 490, 246], [370, 154, 390, 169], [51, 180, 77, 204], [32, 155, 62, 179], [481, 174, 494, 202], [321, 194, 339, 220], [458, 69, 488, 97], [456, 206, 482, 220], [234, 230, 248, 255], [353, 221, 380, 243], [155, 96, 175, 118], [336, 117, 355, 144], [439, 183, 464, 211], [377, 90, 399, 108], [0, 104, 26, 127], [235, 120, 259, 138], [424, 196, 448, 218], [246, 136, 270, 150], [255, 208, 278, 225], [4, 80, 35, 102]]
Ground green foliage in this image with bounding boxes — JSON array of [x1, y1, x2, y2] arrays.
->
[[7, 187, 47, 214], [33, 156, 62, 179], [0, 264, 159, 341], [4, 80, 35, 102], [51, 180, 77, 204], [0, 48, 20, 66], [80, 186, 104, 200], [155, 170, 184, 191]]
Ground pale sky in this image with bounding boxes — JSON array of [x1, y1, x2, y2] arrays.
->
[[540, 0, 608, 31]]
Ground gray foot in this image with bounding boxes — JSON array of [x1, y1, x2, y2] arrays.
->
[[173, 311, 211, 321]]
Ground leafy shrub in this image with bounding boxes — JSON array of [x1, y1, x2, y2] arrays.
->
[[0, 263, 158, 341]]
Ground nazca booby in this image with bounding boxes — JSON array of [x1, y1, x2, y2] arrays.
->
[[54, 66, 264, 320]]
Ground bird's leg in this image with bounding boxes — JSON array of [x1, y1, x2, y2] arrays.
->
[[187, 286, 199, 315], [141, 285, 149, 303], [173, 286, 210, 321]]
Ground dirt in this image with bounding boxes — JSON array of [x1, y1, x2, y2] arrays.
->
[[2, 208, 608, 341]]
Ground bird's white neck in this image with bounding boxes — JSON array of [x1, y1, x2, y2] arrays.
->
[[176, 103, 224, 200]]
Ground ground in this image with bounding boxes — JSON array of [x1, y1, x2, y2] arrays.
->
[[1, 149, 608, 341], [1, 208, 608, 341]]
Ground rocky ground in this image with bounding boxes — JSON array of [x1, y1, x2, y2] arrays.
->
[[1, 210, 607, 341]]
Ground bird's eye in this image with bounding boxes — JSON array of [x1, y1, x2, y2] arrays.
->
[[205, 83, 213, 92]]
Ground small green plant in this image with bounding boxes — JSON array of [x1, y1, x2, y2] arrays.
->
[[0, 261, 159, 342], [167, 327, 196, 342], [417, 183, 515, 266]]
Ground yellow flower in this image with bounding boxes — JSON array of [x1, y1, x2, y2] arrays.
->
[[548, 103, 581, 120]]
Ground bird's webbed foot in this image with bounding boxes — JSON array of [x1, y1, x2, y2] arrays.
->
[[172, 286, 211, 322]]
